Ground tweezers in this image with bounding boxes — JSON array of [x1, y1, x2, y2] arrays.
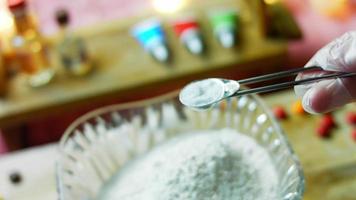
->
[[234, 66, 356, 96]]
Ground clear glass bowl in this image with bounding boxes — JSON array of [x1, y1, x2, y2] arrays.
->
[[56, 90, 304, 200]]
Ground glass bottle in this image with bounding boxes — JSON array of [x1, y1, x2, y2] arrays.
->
[[8, 0, 54, 87], [55, 9, 92, 76]]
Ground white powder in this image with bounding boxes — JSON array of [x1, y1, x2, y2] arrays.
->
[[97, 129, 279, 200]]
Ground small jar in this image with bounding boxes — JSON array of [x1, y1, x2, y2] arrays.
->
[[8, 0, 54, 87], [56, 9, 92, 76]]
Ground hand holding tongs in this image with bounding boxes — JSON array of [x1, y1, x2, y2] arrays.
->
[[179, 66, 356, 109]]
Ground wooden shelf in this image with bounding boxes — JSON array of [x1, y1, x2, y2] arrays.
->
[[0, 0, 288, 128]]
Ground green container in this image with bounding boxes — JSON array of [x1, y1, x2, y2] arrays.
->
[[210, 10, 239, 30]]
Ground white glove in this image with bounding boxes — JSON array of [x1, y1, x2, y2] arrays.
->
[[294, 31, 356, 114]]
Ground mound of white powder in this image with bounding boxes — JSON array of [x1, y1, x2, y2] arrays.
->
[[97, 129, 279, 200]]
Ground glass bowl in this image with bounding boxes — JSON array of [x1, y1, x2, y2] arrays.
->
[[56, 90, 304, 200]]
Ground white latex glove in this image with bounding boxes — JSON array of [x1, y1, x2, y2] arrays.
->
[[294, 31, 356, 114]]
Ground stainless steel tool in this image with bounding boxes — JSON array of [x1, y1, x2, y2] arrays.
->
[[179, 66, 356, 110]]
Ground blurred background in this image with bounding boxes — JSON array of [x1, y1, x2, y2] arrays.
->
[[0, 0, 356, 199], [1, 0, 355, 153]]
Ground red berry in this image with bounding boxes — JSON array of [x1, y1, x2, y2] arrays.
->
[[320, 114, 335, 129], [273, 106, 287, 120], [317, 124, 331, 138], [346, 112, 356, 125], [352, 130, 356, 142]]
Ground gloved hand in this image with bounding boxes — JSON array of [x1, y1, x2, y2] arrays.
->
[[294, 31, 356, 114]]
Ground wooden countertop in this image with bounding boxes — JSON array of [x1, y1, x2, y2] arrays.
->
[[265, 90, 356, 200]]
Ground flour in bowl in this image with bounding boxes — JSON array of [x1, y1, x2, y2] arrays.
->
[[97, 128, 279, 200]]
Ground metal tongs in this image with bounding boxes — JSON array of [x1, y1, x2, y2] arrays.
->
[[235, 66, 356, 96], [179, 66, 356, 110]]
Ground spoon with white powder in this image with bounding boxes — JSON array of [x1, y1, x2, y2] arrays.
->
[[179, 66, 356, 110]]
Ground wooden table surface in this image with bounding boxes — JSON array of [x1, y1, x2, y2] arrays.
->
[[265, 90, 356, 200]]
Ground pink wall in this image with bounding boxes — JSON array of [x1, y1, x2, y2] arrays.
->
[[284, 0, 356, 66], [29, 0, 150, 35]]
